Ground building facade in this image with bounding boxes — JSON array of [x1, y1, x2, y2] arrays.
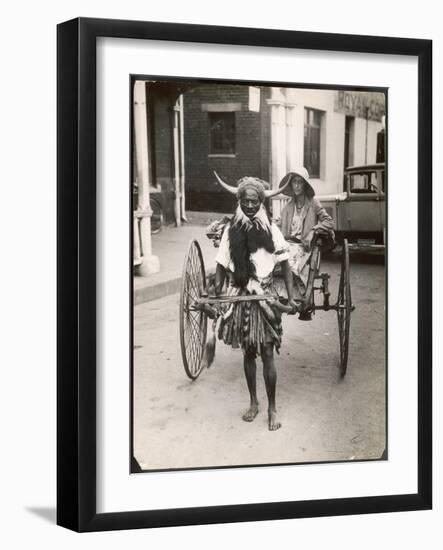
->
[[182, 85, 385, 212], [132, 80, 385, 276], [182, 84, 271, 212]]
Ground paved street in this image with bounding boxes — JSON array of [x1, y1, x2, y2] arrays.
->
[[133, 254, 386, 471]]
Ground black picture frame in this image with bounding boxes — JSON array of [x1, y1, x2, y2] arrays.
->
[[57, 17, 432, 532]]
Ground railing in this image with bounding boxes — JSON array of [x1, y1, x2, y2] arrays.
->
[[271, 195, 290, 221]]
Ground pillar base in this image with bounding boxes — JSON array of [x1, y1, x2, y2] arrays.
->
[[137, 255, 160, 277]]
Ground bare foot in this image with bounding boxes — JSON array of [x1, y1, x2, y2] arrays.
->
[[268, 410, 282, 431], [242, 403, 259, 422]]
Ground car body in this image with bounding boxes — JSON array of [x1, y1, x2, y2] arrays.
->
[[317, 163, 385, 246]]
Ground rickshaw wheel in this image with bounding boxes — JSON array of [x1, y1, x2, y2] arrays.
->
[[179, 240, 208, 380], [337, 239, 352, 377]]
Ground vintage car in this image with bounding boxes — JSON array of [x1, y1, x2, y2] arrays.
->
[[317, 163, 385, 247]]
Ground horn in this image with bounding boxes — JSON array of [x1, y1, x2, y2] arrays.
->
[[264, 177, 291, 198], [213, 171, 238, 195]]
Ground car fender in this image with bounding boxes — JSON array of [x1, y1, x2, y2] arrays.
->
[[316, 192, 348, 231]]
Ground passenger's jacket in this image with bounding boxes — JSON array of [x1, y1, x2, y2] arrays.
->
[[278, 197, 334, 249]]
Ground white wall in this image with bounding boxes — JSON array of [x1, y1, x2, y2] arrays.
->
[[285, 89, 382, 195], [1, 1, 440, 549], [353, 118, 368, 165], [324, 110, 346, 193], [294, 89, 337, 192]]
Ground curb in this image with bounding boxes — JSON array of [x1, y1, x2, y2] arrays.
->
[[134, 267, 215, 305], [134, 277, 182, 305]]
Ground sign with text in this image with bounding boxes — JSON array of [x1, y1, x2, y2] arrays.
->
[[334, 91, 385, 121]]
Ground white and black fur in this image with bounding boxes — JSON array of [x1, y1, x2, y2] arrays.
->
[[228, 204, 274, 289]]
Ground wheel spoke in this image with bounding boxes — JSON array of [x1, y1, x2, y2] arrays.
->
[[187, 266, 201, 297], [187, 333, 198, 367], [185, 312, 203, 362], [189, 309, 204, 332], [185, 315, 202, 347], [187, 315, 203, 346], [185, 325, 199, 367], [185, 270, 200, 298], [184, 286, 198, 305]]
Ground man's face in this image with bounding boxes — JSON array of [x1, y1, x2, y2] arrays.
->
[[240, 188, 261, 219], [291, 176, 305, 196]]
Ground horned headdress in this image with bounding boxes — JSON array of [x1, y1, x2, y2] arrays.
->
[[213, 171, 290, 201]]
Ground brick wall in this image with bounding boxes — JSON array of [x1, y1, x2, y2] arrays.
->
[[183, 84, 271, 212]]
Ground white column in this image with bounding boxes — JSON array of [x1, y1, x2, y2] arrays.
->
[[285, 103, 297, 172], [133, 81, 160, 276], [179, 94, 187, 222], [267, 88, 287, 218], [173, 101, 181, 227]]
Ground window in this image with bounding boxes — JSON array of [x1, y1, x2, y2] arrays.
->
[[209, 112, 235, 155], [349, 172, 379, 194], [304, 108, 322, 178]]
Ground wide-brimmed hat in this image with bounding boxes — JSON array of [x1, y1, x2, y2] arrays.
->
[[278, 167, 315, 198]]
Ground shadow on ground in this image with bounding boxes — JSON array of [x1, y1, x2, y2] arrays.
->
[[26, 507, 56, 524]]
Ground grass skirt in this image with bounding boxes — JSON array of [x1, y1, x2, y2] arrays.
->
[[217, 287, 282, 358]]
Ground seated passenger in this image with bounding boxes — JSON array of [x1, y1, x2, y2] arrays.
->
[[276, 167, 334, 301]]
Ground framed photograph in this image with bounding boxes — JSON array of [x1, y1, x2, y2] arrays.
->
[[57, 17, 432, 532]]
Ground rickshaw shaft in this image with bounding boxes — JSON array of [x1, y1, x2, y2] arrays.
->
[[195, 294, 302, 306], [313, 304, 355, 312], [191, 294, 299, 315]]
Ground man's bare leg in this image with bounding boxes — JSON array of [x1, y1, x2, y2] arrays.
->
[[242, 352, 259, 422], [261, 343, 282, 431]]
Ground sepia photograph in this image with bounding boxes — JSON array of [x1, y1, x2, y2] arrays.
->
[[131, 78, 386, 472]]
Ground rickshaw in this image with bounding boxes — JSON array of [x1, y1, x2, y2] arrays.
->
[[179, 230, 353, 380]]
